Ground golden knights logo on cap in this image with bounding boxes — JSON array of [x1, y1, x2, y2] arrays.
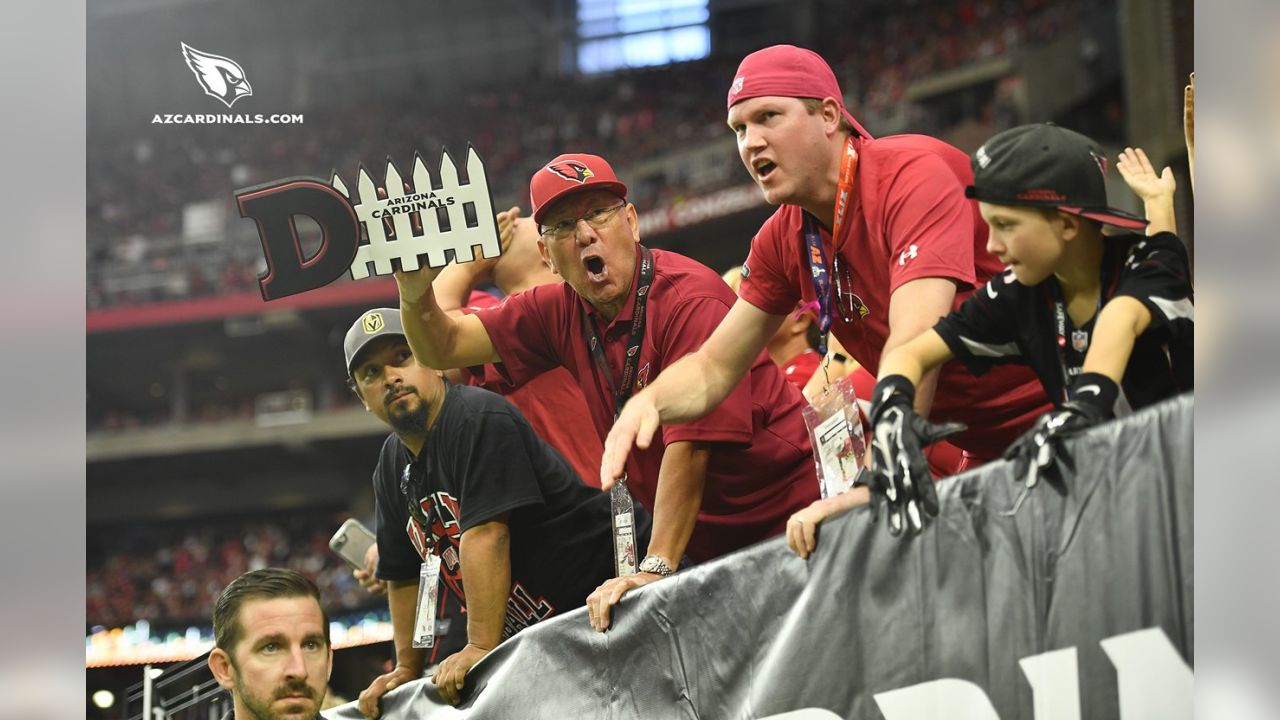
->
[[546, 160, 594, 184], [362, 311, 385, 334]]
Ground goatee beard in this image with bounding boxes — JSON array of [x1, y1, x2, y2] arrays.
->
[[389, 400, 430, 435]]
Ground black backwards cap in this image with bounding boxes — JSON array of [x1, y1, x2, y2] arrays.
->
[[966, 123, 1148, 230]]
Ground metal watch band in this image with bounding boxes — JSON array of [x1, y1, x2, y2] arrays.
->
[[638, 554, 674, 577]]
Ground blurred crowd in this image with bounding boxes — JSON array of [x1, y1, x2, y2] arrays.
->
[[86, 512, 377, 631], [87, 0, 1085, 311]]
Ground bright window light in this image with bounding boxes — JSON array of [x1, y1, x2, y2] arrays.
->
[[576, 0, 710, 74]]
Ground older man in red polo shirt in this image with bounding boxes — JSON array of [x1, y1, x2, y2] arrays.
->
[[602, 45, 1051, 535], [392, 152, 819, 631]]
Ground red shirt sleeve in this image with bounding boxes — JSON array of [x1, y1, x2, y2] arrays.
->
[[881, 151, 978, 293], [658, 293, 755, 445], [471, 284, 566, 389], [738, 211, 803, 316]]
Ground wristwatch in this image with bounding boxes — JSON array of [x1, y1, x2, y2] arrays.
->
[[638, 554, 675, 577]]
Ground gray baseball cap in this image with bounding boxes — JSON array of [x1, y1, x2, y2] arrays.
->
[[344, 308, 406, 377]]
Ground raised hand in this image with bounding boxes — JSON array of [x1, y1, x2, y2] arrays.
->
[[1116, 147, 1176, 202]]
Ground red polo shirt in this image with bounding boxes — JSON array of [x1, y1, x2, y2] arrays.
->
[[739, 134, 1051, 459], [461, 291, 606, 489], [473, 248, 819, 562]]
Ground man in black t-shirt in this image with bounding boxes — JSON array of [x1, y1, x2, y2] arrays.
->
[[344, 308, 649, 714], [863, 125, 1194, 534]]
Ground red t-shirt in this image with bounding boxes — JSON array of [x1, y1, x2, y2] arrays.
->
[[781, 349, 822, 390], [473, 248, 819, 562], [460, 291, 606, 489], [739, 134, 1051, 459]]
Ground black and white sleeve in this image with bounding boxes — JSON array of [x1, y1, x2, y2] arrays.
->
[[1114, 232, 1194, 339], [933, 267, 1025, 376]]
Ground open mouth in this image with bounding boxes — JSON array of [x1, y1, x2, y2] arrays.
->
[[754, 159, 777, 180], [582, 255, 607, 282]]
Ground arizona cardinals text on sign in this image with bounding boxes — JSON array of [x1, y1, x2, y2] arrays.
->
[[181, 43, 253, 108], [333, 146, 501, 279], [234, 145, 502, 300]]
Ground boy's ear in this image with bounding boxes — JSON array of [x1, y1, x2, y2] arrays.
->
[[1057, 211, 1083, 242]]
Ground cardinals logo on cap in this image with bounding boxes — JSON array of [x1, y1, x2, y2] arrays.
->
[[729, 76, 745, 98], [546, 160, 594, 184], [1090, 151, 1109, 180], [181, 42, 253, 108]]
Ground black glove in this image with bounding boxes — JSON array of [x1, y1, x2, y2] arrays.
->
[[1003, 372, 1118, 489], [868, 375, 967, 536]]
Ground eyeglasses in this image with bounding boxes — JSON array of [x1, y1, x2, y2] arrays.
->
[[539, 201, 627, 241], [832, 254, 869, 322]]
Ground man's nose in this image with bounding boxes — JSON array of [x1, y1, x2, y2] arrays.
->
[[283, 646, 308, 680], [573, 220, 598, 246], [381, 365, 404, 388]]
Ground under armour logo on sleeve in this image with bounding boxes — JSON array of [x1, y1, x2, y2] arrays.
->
[[898, 245, 919, 267]]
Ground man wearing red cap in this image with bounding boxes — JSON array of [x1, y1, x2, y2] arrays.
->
[[603, 45, 1052, 528], [393, 152, 820, 631]]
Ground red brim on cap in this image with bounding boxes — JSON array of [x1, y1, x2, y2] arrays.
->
[[1058, 206, 1150, 231], [532, 181, 628, 226]]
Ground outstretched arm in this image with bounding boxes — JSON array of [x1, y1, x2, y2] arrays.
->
[[1081, 296, 1152, 384], [587, 440, 709, 632], [878, 327, 956, 389], [396, 264, 500, 369], [1184, 72, 1195, 192], [601, 298, 783, 488], [882, 278, 957, 418]]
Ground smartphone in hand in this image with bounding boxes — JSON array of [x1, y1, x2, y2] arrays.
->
[[329, 518, 376, 569]]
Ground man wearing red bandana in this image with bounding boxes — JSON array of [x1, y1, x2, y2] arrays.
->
[[603, 45, 1052, 529]]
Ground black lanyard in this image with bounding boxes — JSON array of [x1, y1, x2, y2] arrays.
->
[[578, 245, 655, 420], [401, 456, 441, 551], [1046, 281, 1107, 401]]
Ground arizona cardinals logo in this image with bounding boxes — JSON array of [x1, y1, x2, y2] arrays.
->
[[546, 160, 594, 184], [181, 42, 253, 108], [1090, 151, 1109, 180]]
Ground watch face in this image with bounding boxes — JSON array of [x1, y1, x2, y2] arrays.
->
[[640, 556, 670, 575]]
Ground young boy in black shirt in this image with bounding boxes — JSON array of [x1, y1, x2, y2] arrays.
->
[[866, 124, 1193, 534]]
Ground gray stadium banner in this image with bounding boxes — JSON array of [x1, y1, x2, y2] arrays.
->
[[327, 395, 1193, 720]]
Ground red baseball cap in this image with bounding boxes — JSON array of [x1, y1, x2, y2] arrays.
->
[[726, 45, 873, 139], [529, 153, 629, 226]]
